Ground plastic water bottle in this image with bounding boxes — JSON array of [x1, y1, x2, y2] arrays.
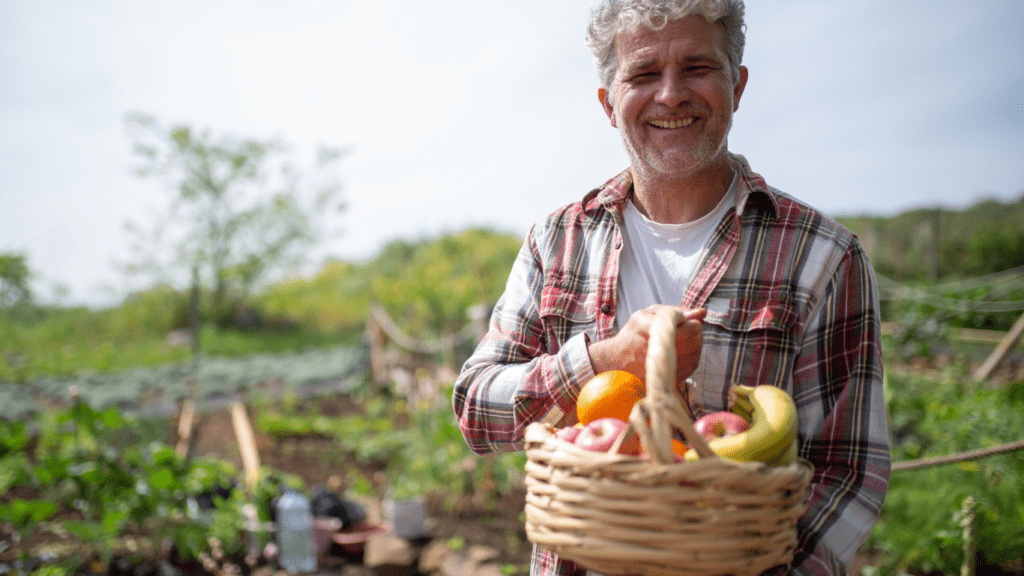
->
[[276, 489, 317, 574]]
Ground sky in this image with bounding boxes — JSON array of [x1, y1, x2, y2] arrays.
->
[[2, 0, 1023, 307]]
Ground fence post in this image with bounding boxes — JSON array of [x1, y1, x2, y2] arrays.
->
[[189, 266, 201, 373], [973, 310, 1024, 383], [960, 495, 977, 576], [367, 309, 389, 394]]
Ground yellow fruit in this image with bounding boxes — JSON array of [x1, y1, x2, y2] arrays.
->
[[684, 385, 797, 464], [765, 437, 799, 466]]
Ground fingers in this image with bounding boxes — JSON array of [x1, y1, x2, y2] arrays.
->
[[674, 311, 704, 381], [675, 318, 703, 351], [636, 306, 705, 356], [675, 329, 702, 378], [591, 306, 706, 380], [684, 307, 707, 321], [641, 304, 705, 318], [636, 305, 705, 329]]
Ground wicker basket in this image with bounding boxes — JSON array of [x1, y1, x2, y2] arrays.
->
[[524, 308, 814, 576]]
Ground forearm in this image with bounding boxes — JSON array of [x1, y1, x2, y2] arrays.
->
[[794, 412, 890, 575], [453, 331, 594, 454], [793, 402, 890, 574], [452, 229, 599, 454], [791, 246, 891, 574]]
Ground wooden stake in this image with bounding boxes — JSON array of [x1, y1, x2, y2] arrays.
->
[[175, 398, 197, 460], [230, 401, 262, 492], [973, 310, 1024, 383], [961, 496, 977, 576]]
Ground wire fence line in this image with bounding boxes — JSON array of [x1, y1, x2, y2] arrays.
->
[[876, 265, 1024, 313], [880, 265, 1024, 294]]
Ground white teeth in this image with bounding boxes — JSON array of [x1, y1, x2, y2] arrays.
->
[[649, 117, 696, 129]]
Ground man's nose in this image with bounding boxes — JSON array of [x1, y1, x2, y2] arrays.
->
[[655, 71, 690, 107]]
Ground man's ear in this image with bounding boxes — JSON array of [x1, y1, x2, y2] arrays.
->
[[598, 87, 617, 128], [732, 66, 749, 112]]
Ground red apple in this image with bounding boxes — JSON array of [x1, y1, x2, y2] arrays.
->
[[574, 417, 639, 455], [693, 411, 750, 442], [554, 425, 582, 444]]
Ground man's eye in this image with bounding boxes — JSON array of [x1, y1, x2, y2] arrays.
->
[[630, 71, 657, 81], [688, 66, 716, 75]]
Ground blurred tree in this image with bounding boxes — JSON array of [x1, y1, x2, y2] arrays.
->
[[122, 113, 347, 326], [0, 253, 32, 308]]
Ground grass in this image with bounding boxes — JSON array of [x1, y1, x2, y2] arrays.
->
[[1, 303, 357, 383], [867, 367, 1024, 574]]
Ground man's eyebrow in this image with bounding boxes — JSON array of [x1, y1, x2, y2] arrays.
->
[[622, 57, 659, 74], [621, 51, 727, 75], [682, 53, 726, 66]]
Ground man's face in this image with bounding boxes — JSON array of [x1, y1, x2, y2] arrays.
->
[[600, 15, 748, 182]]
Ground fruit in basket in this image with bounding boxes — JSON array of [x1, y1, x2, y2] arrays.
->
[[574, 417, 640, 455], [765, 435, 799, 466], [684, 385, 797, 464], [693, 411, 750, 441], [576, 370, 645, 425], [554, 424, 583, 443], [639, 438, 688, 463]]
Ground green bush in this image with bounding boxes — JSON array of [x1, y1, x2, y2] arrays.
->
[[256, 385, 527, 506], [369, 229, 521, 338], [867, 372, 1024, 574], [1, 399, 312, 572], [1, 228, 521, 383]]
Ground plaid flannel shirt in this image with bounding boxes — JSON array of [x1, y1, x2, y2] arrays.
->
[[452, 154, 891, 576]]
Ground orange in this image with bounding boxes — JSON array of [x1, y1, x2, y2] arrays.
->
[[638, 436, 688, 459], [576, 370, 645, 425], [640, 438, 688, 462]]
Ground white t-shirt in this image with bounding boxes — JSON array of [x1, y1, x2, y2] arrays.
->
[[615, 172, 738, 330], [587, 176, 738, 576]]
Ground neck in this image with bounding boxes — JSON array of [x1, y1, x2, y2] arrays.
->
[[630, 157, 734, 224]]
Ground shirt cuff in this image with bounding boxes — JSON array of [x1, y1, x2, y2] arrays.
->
[[538, 332, 598, 427], [569, 331, 598, 384]]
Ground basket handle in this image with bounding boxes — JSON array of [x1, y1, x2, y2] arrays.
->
[[631, 307, 717, 463]]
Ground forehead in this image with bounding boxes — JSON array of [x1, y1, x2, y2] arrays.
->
[[615, 14, 727, 65]]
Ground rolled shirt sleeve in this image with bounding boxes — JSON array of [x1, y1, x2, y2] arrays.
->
[[453, 227, 599, 455]]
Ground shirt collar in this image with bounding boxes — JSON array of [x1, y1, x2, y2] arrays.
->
[[729, 153, 779, 218], [586, 153, 779, 219]]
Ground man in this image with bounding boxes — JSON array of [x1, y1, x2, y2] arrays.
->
[[453, 1, 890, 574]]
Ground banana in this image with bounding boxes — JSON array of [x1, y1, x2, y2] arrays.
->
[[684, 384, 798, 464], [765, 435, 799, 466]]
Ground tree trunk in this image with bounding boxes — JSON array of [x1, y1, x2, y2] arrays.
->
[[189, 266, 201, 370]]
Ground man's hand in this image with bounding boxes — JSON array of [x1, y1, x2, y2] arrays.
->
[[587, 305, 706, 385]]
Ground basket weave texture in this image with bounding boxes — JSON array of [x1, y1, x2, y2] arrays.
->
[[523, 308, 814, 576]]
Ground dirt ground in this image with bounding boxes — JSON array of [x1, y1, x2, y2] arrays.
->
[[180, 355, 1024, 576], [11, 352, 1022, 575], [184, 392, 533, 575]]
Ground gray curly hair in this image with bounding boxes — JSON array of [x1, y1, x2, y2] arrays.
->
[[586, 0, 746, 89]]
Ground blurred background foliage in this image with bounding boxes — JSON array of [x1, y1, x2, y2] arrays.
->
[[5, 193, 1023, 382], [840, 193, 1024, 284], [1, 228, 522, 382], [3, 191, 1024, 576]]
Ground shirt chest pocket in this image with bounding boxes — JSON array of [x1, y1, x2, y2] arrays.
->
[[700, 289, 800, 389], [538, 284, 599, 352]]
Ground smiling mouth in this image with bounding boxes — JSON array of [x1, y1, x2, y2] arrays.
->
[[649, 117, 697, 129]]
